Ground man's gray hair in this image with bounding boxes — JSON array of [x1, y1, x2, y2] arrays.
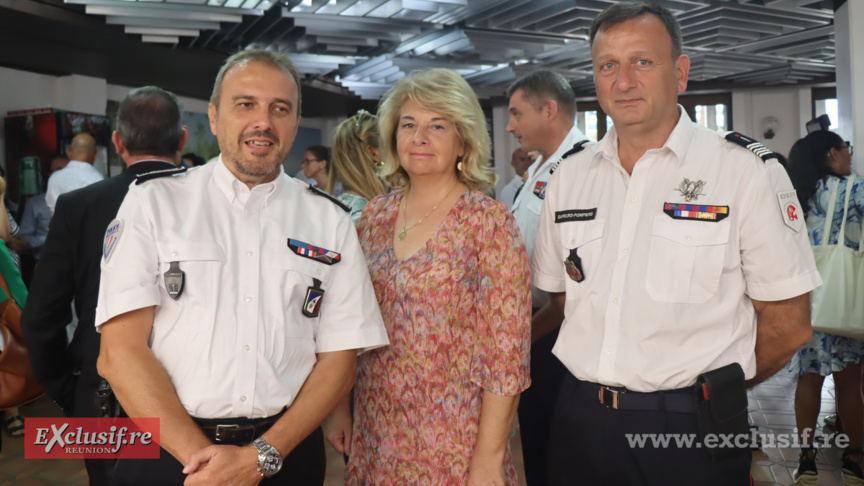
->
[[589, 1, 683, 60], [506, 70, 577, 119], [210, 49, 303, 115], [116, 86, 183, 157]]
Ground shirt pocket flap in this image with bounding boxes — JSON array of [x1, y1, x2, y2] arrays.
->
[[156, 242, 225, 262], [559, 219, 606, 249], [280, 254, 332, 281], [652, 217, 730, 247]]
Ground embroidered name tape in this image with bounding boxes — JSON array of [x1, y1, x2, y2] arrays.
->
[[288, 239, 341, 265], [533, 181, 547, 200], [555, 208, 597, 223], [103, 219, 123, 261], [663, 203, 729, 222]]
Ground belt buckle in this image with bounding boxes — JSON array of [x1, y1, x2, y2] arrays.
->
[[599, 386, 622, 409], [214, 424, 240, 443]]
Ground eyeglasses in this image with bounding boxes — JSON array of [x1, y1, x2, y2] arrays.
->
[[845, 141, 854, 156], [302, 158, 320, 164]]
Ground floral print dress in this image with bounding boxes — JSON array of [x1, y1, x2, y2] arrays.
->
[[790, 174, 864, 376], [346, 190, 532, 485]]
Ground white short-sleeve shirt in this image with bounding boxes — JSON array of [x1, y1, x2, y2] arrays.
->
[[95, 159, 389, 418], [512, 125, 588, 307], [46, 160, 105, 213], [531, 109, 821, 392]]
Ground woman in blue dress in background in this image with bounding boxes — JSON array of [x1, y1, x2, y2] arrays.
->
[[786, 130, 864, 486]]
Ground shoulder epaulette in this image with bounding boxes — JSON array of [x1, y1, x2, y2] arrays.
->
[[308, 184, 350, 213], [550, 139, 590, 175], [135, 166, 187, 185], [724, 132, 777, 163]]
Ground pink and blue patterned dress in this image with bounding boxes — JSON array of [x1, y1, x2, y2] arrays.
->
[[346, 189, 532, 485], [790, 174, 864, 376]]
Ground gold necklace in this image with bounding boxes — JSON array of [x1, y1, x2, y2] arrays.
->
[[398, 184, 459, 240]]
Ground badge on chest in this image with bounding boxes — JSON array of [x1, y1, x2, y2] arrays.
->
[[303, 278, 325, 318]]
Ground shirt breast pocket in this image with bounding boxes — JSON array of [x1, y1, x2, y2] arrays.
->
[[154, 242, 224, 332], [279, 255, 332, 338], [558, 219, 605, 285], [646, 216, 730, 304]]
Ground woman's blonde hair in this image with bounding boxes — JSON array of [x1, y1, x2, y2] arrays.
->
[[377, 68, 496, 191], [327, 110, 388, 200]]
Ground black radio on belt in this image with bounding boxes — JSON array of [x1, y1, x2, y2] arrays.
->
[[694, 362, 749, 461]]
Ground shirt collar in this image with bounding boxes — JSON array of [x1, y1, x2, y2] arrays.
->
[[528, 125, 587, 178], [595, 105, 694, 168], [212, 155, 283, 207]]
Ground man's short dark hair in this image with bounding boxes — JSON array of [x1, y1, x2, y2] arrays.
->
[[506, 70, 577, 119], [589, 1, 683, 60], [210, 49, 302, 116], [116, 86, 183, 157]]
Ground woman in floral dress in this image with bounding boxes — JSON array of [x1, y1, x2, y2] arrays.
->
[[325, 68, 531, 485], [786, 130, 864, 485]]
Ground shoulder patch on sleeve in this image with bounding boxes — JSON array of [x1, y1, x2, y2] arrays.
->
[[724, 132, 777, 162], [134, 167, 187, 185], [308, 184, 350, 213]]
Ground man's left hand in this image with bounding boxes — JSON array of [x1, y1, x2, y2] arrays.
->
[[183, 444, 263, 486]]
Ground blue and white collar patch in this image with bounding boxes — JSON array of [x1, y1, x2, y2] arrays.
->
[[103, 219, 123, 262]]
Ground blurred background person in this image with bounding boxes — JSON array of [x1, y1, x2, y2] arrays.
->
[[46, 133, 103, 213], [326, 68, 531, 485], [180, 152, 205, 169], [303, 144, 342, 195], [20, 155, 69, 263], [327, 110, 388, 221], [786, 130, 864, 486], [497, 147, 533, 210]]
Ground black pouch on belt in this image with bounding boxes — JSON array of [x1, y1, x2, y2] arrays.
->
[[694, 362, 749, 461]]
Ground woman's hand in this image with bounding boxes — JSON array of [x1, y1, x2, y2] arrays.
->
[[323, 394, 353, 455], [467, 454, 506, 486]]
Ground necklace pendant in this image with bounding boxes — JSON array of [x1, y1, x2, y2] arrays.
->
[[398, 230, 407, 240]]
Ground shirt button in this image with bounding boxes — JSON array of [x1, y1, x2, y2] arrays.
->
[[685, 235, 693, 241], [630, 197, 637, 202], [612, 297, 619, 304], [227, 192, 234, 198], [570, 239, 576, 245], [240, 395, 247, 402], [246, 251, 253, 256], [245, 296, 252, 303], [623, 247, 629, 254], [244, 344, 251, 351], [606, 349, 612, 356]]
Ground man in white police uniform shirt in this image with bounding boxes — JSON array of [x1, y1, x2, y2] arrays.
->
[[531, 3, 820, 485], [505, 70, 588, 486], [95, 50, 389, 486]]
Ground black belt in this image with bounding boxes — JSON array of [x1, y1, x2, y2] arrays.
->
[[576, 378, 696, 413], [194, 409, 286, 445]]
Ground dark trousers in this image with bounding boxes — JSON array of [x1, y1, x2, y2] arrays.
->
[[547, 374, 751, 486], [110, 427, 326, 486], [75, 368, 114, 486], [517, 326, 567, 486]]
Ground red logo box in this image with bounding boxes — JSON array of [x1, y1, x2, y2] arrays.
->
[[25, 418, 160, 459]]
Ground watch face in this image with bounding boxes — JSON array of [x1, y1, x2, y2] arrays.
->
[[261, 451, 282, 475]]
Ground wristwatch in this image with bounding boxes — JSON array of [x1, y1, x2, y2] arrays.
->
[[252, 437, 283, 477]]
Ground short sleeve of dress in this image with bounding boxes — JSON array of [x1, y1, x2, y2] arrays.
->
[[469, 199, 532, 396]]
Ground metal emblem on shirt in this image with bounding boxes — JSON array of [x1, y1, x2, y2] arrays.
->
[[303, 278, 325, 318], [287, 239, 341, 265], [533, 181, 547, 200], [564, 248, 585, 283], [164, 261, 185, 300], [676, 178, 706, 202], [663, 203, 729, 222], [103, 219, 123, 262], [777, 190, 802, 232]]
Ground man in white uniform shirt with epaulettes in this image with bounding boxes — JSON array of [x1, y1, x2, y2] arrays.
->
[[504, 69, 589, 486], [95, 50, 389, 486], [531, 2, 820, 485]]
